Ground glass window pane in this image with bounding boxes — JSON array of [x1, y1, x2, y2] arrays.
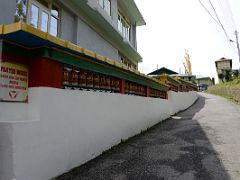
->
[[121, 18, 124, 35], [41, 11, 49, 32], [125, 28, 128, 40], [98, 0, 104, 8], [118, 15, 121, 32], [104, 0, 111, 16], [120, 21, 123, 34], [126, 26, 130, 40], [50, 16, 58, 36], [30, 4, 39, 28], [123, 23, 126, 38], [51, 5, 59, 17]]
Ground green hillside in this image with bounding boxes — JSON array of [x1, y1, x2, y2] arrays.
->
[[207, 78, 240, 104]]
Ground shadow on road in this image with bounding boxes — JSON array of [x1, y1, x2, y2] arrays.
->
[[55, 95, 230, 180]]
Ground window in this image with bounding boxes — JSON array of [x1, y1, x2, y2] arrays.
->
[[97, 0, 111, 16], [30, 4, 39, 28], [120, 55, 137, 70], [50, 5, 59, 36], [118, 12, 130, 41], [28, 0, 60, 36]]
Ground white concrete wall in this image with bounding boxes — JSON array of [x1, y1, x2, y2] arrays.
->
[[0, 88, 198, 180], [168, 91, 198, 115], [0, 123, 14, 180]]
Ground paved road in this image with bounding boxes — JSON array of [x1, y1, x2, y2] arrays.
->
[[56, 93, 240, 180]]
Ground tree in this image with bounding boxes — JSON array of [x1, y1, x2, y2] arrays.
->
[[223, 70, 232, 82], [232, 70, 239, 79], [218, 73, 224, 83], [14, 0, 27, 22]]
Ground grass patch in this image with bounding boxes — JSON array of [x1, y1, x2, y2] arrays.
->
[[207, 78, 240, 105]]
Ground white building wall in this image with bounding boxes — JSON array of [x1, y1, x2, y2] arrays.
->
[[0, 88, 198, 180]]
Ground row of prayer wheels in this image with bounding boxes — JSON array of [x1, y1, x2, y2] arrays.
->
[[167, 84, 179, 92], [150, 88, 167, 99], [125, 81, 146, 96], [63, 66, 120, 91], [179, 86, 189, 92], [63, 65, 167, 99]]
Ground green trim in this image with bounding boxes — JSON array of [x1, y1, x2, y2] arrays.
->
[[167, 76, 181, 86], [178, 79, 197, 88], [0, 41, 2, 59]]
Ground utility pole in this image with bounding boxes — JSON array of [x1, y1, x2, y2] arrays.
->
[[235, 30, 240, 65]]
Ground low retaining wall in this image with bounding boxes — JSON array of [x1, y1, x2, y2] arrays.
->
[[168, 91, 199, 115], [0, 88, 198, 180]]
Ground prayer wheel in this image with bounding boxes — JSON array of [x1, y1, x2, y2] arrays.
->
[[79, 70, 87, 88], [99, 75, 106, 90], [115, 79, 120, 92], [71, 69, 79, 86], [110, 77, 116, 91], [105, 76, 111, 90], [86, 72, 93, 88], [93, 73, 100, 89], [63, 66, 71, 86], [129, 83, 134, 94]]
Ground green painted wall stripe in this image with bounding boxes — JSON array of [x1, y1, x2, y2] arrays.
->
[[0, 41, 3, 53], [178, 79, 196, 87]]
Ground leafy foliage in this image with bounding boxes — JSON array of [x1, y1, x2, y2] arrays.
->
[[223, 69, 232, 82], [218, 73, 224, 83], [14, 0, 27, 22]]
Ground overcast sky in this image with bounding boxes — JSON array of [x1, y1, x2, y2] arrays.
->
[[135, 0, 240, 81]]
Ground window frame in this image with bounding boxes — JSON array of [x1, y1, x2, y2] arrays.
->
[[118, 11, 130, 41], [97, 0, 111, 16], [50, 3, 60, 37], [27, 0, 60, 37], [120, 54, 137, 70]]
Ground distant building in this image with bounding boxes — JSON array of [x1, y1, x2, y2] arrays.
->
[[196, 76, 213, 91], [148, 67, 197, 90], [215, 57, 232, 75]]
